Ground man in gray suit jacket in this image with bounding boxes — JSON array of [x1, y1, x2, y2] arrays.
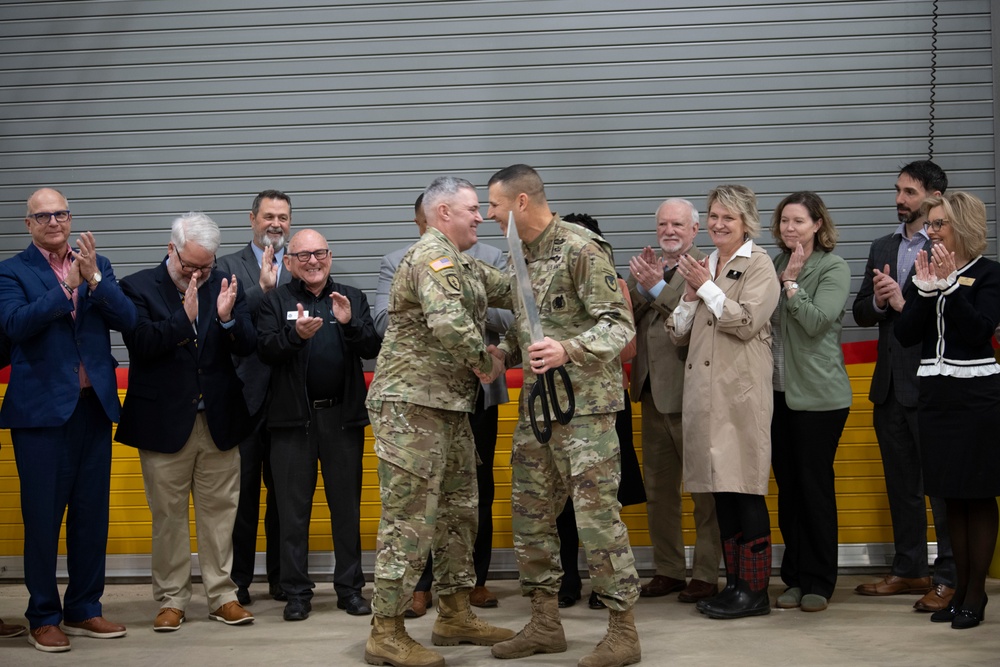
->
[[852, 161, 956, 612], [374, 194, 513, 613], [627, 198, 721, 603], [216, 189, 293, 606]]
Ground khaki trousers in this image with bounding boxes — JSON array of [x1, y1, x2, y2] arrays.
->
[[139, 413, 241, 612], [640, 392, 721, 583]]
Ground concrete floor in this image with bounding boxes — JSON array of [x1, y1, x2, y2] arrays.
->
[[1, 575, 998, 666]]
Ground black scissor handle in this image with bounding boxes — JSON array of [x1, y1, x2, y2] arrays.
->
[[546, 365, 575, 425], [527, 366, 575, 443]]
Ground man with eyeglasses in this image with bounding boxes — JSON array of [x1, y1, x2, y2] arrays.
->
[[853, 160, 957, 614], [216, 190, 293, 607], [256, 229, 381, 622], [115, 211, 256, 632], [0, 188, 136, 652]]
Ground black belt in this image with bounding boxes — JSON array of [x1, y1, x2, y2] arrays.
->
[[80, 386, 96, 398], [311, 397, 342, 409]]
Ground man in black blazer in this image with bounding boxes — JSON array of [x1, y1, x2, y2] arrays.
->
[[852, 160, 956, 612], [0, 188, 136, 652], [116, 211, 256, 631], [216, 189, 293, 606]]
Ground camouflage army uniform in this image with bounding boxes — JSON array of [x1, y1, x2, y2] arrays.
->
[[366, 226, 509, 618], [498, 215, 640, 611]]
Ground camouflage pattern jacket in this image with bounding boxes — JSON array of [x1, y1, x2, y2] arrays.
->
[[367, 226, 511, 413], [499, 215, 635, 416]]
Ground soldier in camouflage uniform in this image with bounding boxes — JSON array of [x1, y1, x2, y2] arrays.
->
[[485, 164, 641, 667], [365, 176, 514, 667]]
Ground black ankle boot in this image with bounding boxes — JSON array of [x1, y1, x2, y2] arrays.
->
[[701, 579, 771, 619], [951, 595, 987, 630]]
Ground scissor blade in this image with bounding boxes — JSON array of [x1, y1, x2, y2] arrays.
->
[[506, 211, 545, 344]]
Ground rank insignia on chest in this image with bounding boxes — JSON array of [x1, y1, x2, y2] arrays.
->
[[726, 269, 743, 279], [553, 295, 566, 310]]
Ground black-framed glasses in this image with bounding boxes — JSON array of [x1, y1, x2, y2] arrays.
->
[[924, 218, 950, 232], [174, 247, 217, 273], [290, 249, 330, 262], [29, 210, 71, 224]]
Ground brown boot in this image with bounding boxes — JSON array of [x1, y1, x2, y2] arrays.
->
[[431, 591, 515, 646], [405, 591, 433, 619], [577, 608, 641, 667], [364, 615, 444, 667], [491, 591, 567, 659]]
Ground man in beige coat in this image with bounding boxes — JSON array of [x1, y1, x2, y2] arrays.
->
[[627, 198, 722, 603]]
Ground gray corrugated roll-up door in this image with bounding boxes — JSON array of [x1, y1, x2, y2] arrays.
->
[[0, 0, 993, 341], [0, 0, 995, 569]]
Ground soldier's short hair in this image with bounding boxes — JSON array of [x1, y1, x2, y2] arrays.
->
[[422, 177, 476, 218], [488, 164, 546, 202]]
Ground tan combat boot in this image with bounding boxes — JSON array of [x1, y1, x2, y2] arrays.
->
[[491, 590, 567, 659], [430, 591, 515, 646], [364, 615, 445, 667], [577, 608, 641, 667]]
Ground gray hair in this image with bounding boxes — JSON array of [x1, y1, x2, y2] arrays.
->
[[658, 198, 699, 226], [422, 176, 476, 218], [170, 211, 221, 253]]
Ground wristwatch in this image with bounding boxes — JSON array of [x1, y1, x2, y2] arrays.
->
[[88, 270, 102, 289], [784, 280, 799, 291]]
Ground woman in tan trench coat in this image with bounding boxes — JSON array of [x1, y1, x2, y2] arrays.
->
[[667, 184, 780, 620]]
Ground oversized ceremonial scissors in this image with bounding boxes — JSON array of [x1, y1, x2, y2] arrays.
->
[[505, 212, 575, 443]]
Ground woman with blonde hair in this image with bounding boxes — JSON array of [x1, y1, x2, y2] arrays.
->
[[667, 184, 780, 619], [896, 191, 1000, 629]]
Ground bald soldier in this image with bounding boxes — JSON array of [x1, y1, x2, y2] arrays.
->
[[365, 177, 514, 667], [486, 164, 641, 667]]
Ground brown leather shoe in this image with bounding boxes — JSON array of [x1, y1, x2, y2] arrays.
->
[[855, 574, 932, 596], [470, 585, 499, 608], [210, 601, 254, 625], [28, 625, 70, 652], [678, 578, 719, 603], [0, 618, 27, 638], [153, 608, 185, 632], [914, 584, 956, 612], [405, 590, 433, 618], [64, 616, 127, 639], [640, 575, 686, 597]]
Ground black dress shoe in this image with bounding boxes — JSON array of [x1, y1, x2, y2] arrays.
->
[[338, 592, 372, 616], [951, 595, 987, 630], [236, 587, 252, 606], [269, 582, 287, 602], [283, 598, 311, 622], [930, 603, 958, 623], [588, 591, 606, 610], [557, 585, 581, 608]]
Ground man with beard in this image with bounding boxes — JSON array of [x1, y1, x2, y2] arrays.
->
[[217, 190, 293, 605], [626, 198, 722, 604], [852, 160, 957, 613], [116, 212, 256, 631]]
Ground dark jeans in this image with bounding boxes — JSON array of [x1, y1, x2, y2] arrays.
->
[[231, 423, 279, 590]]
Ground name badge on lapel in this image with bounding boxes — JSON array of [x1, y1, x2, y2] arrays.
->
[[958, 276, 976, 286], [726, 269, 743, 279], [286, 310, 300, 320]]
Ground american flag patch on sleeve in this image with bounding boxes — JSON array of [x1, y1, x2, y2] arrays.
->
[[429, 257, 454, 272]]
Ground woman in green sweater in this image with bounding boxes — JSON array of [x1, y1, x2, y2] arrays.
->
[[769, 192, 852, 613]]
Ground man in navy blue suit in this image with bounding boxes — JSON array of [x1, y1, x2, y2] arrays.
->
[[0, 187, 136, 652], [116, 211, 256, 632]]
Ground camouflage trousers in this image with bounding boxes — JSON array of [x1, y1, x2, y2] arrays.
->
[[511, 412, 640, 611], [368, 401, 478, 617]]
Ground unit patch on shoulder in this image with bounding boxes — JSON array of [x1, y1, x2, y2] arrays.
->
[[446, 274, 461, 291], [430, 257, 454, 272], [604, 273, 618, 291]]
